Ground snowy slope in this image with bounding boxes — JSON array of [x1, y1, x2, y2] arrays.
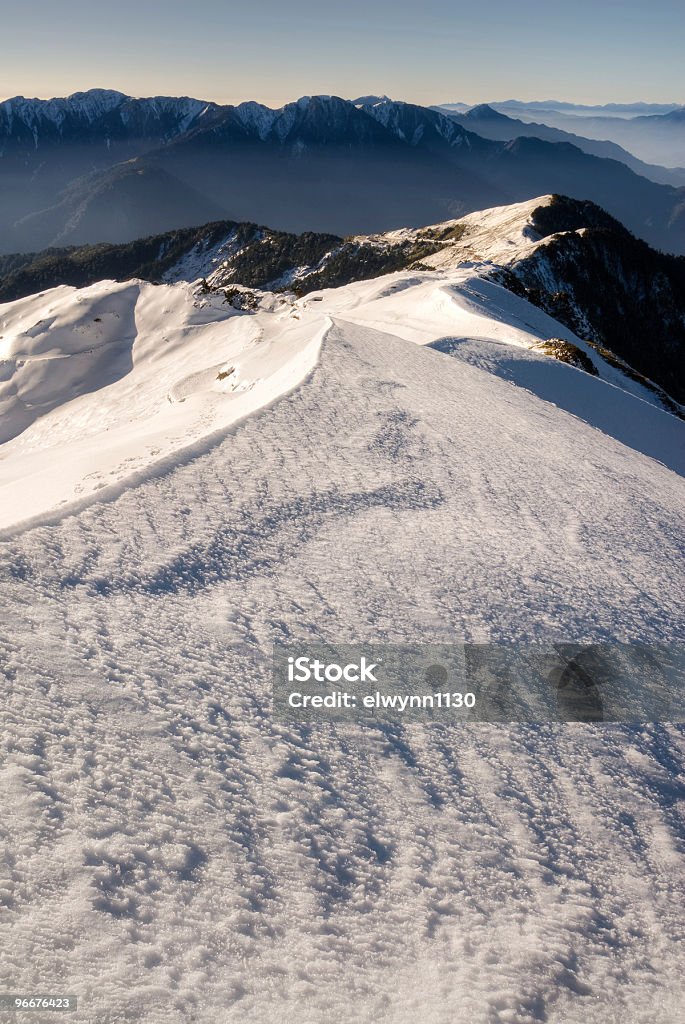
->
[[1, 253, 682, 533], [1, 222, 684, 1023], [368, 195, 552, 263], [0, 281, 327, 531], [3, 194, 682, 415]]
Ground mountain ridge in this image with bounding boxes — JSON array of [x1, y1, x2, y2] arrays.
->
[[1, 90, 683, 256], [2, 194, 683, 410]]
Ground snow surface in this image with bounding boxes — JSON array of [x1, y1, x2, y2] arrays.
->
[[0, 280, 327, 532], [361, 196, 554, 264], [1, 212, 684, 1022], [2, 238, 682, 535]]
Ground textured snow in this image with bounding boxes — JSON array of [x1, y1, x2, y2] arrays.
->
[[1, 316, 684, 1022], [0, 280, 326, 531], [2, 262, 683, 534], [1, 211, 684, 1022]]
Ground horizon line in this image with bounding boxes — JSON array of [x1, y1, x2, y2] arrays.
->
[[1, 87, 683, 110]]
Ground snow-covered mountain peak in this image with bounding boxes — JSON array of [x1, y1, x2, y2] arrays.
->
[[64, 88, 129, 116], [352, 93, 392, 107], [234, 100, 278, 140], [362, 195, 630, 275], [0, 88, 128, 128], [360, 97, 468, 145], [358, 196, 556, 267], [233, 95, 367, 143], [0, 88, 216, 142], [428, 195, 555, 263], [231, 94, 468, 148]]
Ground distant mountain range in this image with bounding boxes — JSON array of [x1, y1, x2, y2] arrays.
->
[[0, 90, 684, 255], [440, 104, 685, 187], [461, 101, 685, 168], [440, 100, 683, 118], [2, 194, 683, 409]]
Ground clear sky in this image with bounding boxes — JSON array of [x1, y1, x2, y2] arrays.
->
[[1, 0, 683, 107]]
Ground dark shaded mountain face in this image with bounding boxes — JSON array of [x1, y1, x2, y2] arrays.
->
[[10, 162, 231, 251], [0, 94, 501, 250], [1, 194, 683, 409], [0, 91, 684, 255], [445, 105, 685, 187], [497, 197, 685, 406], [0, 220, 345, 302], [151, 97, 501, 239], [478, 136, 684, 254]]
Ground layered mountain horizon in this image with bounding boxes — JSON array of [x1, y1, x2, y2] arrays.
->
[[1, 88, 684, 255], [438, 104, 685, 187]]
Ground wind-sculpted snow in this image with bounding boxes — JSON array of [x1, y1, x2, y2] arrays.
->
[[0, 280, 328, 531], [1, 322, 684, 1023], [3, 258, 678, 536]]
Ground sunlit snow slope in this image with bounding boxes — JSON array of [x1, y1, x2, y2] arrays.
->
[[1, 216, 684, 1024], [0, 280, 327, 530], [1, 251, 682, 532]]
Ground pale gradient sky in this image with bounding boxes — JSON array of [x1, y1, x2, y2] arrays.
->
[[1, 0, 683, 107]]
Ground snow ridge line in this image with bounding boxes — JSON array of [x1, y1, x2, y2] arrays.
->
[[0, 317, 332, 543]]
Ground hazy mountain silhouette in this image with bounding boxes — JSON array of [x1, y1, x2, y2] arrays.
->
[[445, 104, 685, 187]]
